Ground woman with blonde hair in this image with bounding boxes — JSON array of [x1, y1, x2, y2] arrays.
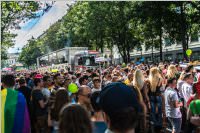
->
[[147, 67, 165, 132], [133, 69, 149, 106], [130, 69, 148, 132], [166, 65, 179, 79]]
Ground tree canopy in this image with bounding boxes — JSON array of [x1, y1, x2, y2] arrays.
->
[[6, 1, 199, 66]]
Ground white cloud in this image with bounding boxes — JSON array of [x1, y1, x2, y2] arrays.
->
[[8, 1, 72, 53]]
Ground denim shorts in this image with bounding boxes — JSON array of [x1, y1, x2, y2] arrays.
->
[[168, 117, 182, 133]]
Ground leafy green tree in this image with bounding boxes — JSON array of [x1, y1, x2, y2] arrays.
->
[[18, 37, 42, 67], [1, 1, 40, 59]]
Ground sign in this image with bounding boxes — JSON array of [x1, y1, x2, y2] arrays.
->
[[95, 57, 105, 63]]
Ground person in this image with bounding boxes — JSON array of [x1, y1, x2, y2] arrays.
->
[[31, 78, 48, 133], [90, 91, 107, 133], [52, 73, 64, 92], [181, 73, 194, 107], [49, 74, 64, 109], [75, 72, 82, 87], [185, 65, 194, 73], [27, 72, 35, 90], [42, 76, 51, 100], [177, 72, 186, 99], [124, 73, 133, 85], [133, 69, 149, 106], [186, 80, 200, 132], [59, 104, 92, 133], [76, 85, 92, 113], [79, 75, 89, 86], [98, 82, 141, 133], [147, 67, 164, 132], [164, 77, 183, 133], [63, 77, 72, 90], [92, 77, 101, 93], [166, 65, 179, 80], [48, 88, 69, 133], [17, 78, 31, 113], [1, 74, 30, 133]]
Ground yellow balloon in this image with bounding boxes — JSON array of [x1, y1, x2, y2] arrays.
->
[[186, 49, 192, 56]]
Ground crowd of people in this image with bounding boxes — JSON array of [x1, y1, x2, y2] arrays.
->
[[1, 62, 200, 133]]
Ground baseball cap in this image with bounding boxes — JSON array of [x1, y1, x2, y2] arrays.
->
[[98, 82, 140, 116], [35, 74, 43, 79]]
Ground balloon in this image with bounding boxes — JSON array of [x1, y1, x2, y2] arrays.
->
[[122, 63, 126, 68], [68, 83, 78, 93], [186, 49, 192, 56]]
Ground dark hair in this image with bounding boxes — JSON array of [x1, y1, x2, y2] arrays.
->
[[167, 77, 176, 84], [18, 78, 26, 85], [53, 73, 61, 80], [90, 91, 101, 112], [76, 73, 81, 78], [183, 73, 192, 80], [59, 104, 92, 133], [124, 68, 129, 74], [93, 77, 100, 83], [2, 74, 15, 88], [43, 76, 50, 82], [51, 89, 69, 121], [108, 107, 139, 132], [34, 78, 42, 86], [86, 69, 92, 73], [185, 65, 194, 73], [79, 75, 88, 85]]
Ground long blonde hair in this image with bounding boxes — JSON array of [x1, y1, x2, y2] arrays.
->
[[133, 69, 144, 90], [149, 67, 162, 92], [166, 65, 178, 79]]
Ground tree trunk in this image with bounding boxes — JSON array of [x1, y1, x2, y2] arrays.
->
[[180, 3, 188, 61], [151, 39, 154, 63]]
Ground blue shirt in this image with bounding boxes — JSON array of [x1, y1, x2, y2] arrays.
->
[[92, 122, 107, 133]]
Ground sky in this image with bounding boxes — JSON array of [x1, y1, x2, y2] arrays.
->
[[8, 1, 74, 53]]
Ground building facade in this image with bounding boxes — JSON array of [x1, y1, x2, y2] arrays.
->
[[130, 36, 200, 63], [3, 53, 20, 67]]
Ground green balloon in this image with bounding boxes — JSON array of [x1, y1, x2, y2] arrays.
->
[[122, 63, 126, 68], [186, 49, 192, 56], [68, 83, 78, 93]]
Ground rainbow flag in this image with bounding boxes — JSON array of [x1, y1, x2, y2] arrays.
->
[[1, 88, 30, 133]]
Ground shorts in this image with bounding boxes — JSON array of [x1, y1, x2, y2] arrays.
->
[[168, 117, 182, 133]]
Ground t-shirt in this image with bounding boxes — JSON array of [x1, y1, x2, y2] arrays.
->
[[164, 87, 182, 118], [189, 99, 200, 115], [177, 80, 184, 98], [92, 122, 107, 133], [92, 88, 101, 93], [31, 89, 47, 117], [42, 88, 50, 99], [181, 82, 193, 106]]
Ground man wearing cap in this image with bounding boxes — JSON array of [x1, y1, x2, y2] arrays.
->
[[98, 82, 141, 133]]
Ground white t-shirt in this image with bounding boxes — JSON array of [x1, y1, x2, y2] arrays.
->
[[177, 80, 184, 98], [164, 87, 182, 118], [42, 88, 50, 99], [181, 82, 192, 105], [92, 87, 101, 93]]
